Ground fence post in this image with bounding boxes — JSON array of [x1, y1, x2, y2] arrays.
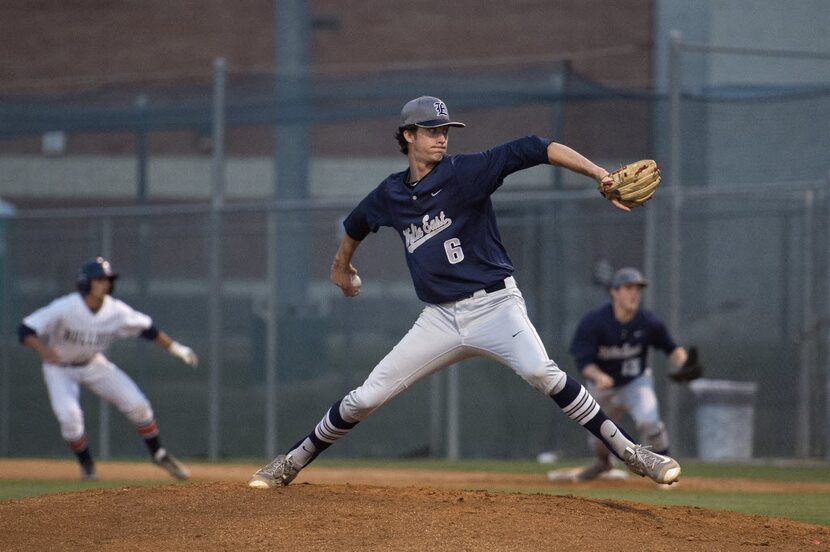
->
[[207, 57, 226, 460], [134, 95, 149, 202], [826, 173, 830, 460], [0, 201, 16, 457], [446, 364, 461, 460], [551, 60, 570, 190], [797, 191, 816, 456], [665, 29, 684, 452], [265, 212, 279, 459], [429, 371, 443, 457], [98, 219, 113, 459]]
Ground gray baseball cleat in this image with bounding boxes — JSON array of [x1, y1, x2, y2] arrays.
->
[[152, 448, 190, 480], [248, 454, 299, 489], [623, 445, 681, 485]]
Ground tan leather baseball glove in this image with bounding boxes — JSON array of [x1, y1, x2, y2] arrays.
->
[[599, 159, 661, 209]]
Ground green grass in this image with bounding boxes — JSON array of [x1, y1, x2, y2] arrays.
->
[[2, 458, 828, 526], [504, 487, 830, 527], [0, 479, 181, 501], [311, 457, 830, 482], [672, 460, 830, 482]]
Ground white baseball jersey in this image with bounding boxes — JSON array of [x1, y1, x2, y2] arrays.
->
[[23, 292, 153, 365], [23, 292, 156, 442]]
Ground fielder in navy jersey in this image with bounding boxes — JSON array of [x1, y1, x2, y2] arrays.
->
[[569, 267, 690, 481], [249, 96, 681, 488]]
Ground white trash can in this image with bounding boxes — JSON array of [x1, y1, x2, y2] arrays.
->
[[689, 379, 758, 460]]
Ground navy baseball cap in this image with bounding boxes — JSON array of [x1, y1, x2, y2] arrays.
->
[[399, 96, 466, 129], [610, 267, 648, 288]]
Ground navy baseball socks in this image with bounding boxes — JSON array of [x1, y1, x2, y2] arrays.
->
[[68, 436, 96, 481], [550, 376, 681, 485], [249, 379, 681, 488], [249, 399, 358, 488]]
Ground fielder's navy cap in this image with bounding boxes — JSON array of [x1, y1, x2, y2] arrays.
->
[[611, 267, 648, 288], [399, 96, 466, 129]]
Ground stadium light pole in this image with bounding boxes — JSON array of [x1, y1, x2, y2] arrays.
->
[[266, 0, 311, 457]]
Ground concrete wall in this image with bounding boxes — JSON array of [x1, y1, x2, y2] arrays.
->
[[0, 1, 655, 204], [0, 155, 564, 201], [655, 0, 830, 89], [707, 0, 830, 86]]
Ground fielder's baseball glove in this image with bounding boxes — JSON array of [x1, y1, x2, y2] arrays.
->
[[600, 159, 661, 209], [669, 346, 703, 383]]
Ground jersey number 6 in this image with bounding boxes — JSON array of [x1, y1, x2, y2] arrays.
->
[[444, 238, 464, 264]]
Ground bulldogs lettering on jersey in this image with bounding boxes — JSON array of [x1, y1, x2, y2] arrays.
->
[[62, 328, 118, 348], [23, 293, 153, 364]]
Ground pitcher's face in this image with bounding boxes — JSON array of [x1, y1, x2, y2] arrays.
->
[[407, 126, 450, 164]]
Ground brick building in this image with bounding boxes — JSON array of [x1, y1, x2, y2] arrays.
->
[[0, 1, 654, 203]]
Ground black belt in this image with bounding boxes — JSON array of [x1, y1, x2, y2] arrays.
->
[[483, 280, 507, 294], [466, 279, 507, 299], [59, 360, 92, 368]]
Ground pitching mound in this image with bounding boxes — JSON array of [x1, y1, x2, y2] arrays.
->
[[1, 460, 829, 551]]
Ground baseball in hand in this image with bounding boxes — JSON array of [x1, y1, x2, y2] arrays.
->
[[350, 274, 362, 289]]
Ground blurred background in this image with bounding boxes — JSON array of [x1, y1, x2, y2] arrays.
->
[[0, 1, 828, 463]]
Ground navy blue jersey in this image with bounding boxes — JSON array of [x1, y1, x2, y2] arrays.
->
[[569, 303, 677, 387], [343, 135, 551, 303]]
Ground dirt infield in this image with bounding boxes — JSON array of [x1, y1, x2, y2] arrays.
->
[[1, 459, 829, 551]]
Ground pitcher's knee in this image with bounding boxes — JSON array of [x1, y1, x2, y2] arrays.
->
[[340, 387, 386, 422], [524, 362, 566, 395]]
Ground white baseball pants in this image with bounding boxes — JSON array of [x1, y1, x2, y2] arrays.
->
[[340, 278, 567, 422], [42, 353, 153, 442], [586, 369, 668, 451]]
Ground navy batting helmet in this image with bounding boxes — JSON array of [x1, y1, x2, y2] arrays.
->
[[77, 256, 119, 295]]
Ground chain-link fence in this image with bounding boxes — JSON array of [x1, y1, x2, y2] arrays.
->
[[1, 46, 829, 461]]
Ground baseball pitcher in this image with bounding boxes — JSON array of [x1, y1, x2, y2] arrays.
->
[[248, 96, 679, 488]]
